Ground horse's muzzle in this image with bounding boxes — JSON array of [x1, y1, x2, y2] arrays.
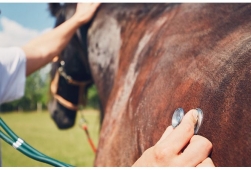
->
[[48, 99, 77, 129]]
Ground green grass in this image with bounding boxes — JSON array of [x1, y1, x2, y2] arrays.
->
[[0, 109, 100, 167]]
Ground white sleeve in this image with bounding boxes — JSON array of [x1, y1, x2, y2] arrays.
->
[[0, 47, 26, 104]]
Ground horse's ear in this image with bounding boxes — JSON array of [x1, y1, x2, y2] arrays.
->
[[48, 3, 62, 17]]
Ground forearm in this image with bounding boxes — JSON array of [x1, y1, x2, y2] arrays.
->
[[21, 3, 100, 76], [22, 16, 82, 76]]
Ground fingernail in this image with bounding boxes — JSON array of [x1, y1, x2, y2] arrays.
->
[[192, 109, 198, 123]]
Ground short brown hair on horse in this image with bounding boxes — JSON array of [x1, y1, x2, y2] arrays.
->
[[49, 3, 251, 166]]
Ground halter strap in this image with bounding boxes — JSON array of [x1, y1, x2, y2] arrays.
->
[[58, 67, 89, 86], [54, 94, 79, 110], [50, 68, 91, 111]]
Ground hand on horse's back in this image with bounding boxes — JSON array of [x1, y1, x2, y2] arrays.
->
[[132, 109, 214, 167]]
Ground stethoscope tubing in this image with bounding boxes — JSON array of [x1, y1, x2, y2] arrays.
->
[[0, 118, 73, 167]]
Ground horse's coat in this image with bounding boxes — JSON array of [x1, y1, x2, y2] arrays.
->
[[50, 3, 251, 167], [87, 3, 251, 166]]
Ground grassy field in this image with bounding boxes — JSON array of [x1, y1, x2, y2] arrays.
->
[[0, 109, 100, 167]]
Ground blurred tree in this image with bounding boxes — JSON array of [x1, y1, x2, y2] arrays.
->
[[86, 85, 100, 109], [0, 71, 100, 113]]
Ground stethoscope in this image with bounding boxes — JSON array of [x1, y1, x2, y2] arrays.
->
[[0, 108, 203, 167], [0, 117, 73, 167], [172, 108, 204, 134]]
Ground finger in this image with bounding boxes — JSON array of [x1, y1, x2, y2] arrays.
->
[[157, 109, 198, 154], [91, 2, 101, 8], [90, 3, 101, 13], [197, 157, 215, 167], [95, 3, 101, 7], [156, 126, 174, 145], [179, 135, 212, 166]]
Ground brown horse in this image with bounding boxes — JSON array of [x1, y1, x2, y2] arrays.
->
[[50, 3, 251, 166]]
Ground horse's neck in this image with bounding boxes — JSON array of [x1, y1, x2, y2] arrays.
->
[[88, 3, 251, 114], [88, 3, 176, 109], [88, 4, 251, 166]]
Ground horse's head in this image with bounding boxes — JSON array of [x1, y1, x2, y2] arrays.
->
[[48, 3, 92, 129]]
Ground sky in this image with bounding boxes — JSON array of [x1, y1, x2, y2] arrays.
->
[[0, 3, 55, 47], [0, 3, 56, 78]]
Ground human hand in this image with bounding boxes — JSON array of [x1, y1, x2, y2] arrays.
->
[[132, 109, 214, 167], [72, 3, 100, 25]]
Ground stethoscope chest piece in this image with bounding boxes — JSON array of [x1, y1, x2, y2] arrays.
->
[[194, 108, 203, 135], [172, 108, 184, 128], [171, 108, 204, 134]]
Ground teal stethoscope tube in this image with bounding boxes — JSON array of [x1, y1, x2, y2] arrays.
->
[[0, 118, 73, 167]]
